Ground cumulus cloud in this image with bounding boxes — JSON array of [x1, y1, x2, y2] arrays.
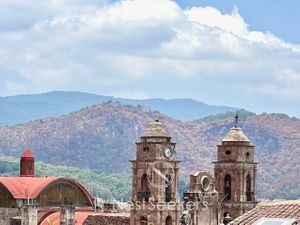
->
[[0, 0, 300, 116]]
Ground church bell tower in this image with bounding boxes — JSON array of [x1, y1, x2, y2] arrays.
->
[[213, 114, 258, 222], [130, 120, 180, 225]]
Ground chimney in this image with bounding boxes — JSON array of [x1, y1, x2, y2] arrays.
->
[[20, 149, 35, 177], [21, 203, 37, 225], [60, 206, 75, 225]]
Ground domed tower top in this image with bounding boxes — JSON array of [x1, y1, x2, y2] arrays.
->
[[222, 114, 251, 144], [20, 148, 35, 177], [141, 119, 170, 138], [135, 120, 176, 161]]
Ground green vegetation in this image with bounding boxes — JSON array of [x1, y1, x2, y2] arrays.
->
[[196, 109, 255, 123], [0, 155, 192, 201], [0, 155, 131, 200]]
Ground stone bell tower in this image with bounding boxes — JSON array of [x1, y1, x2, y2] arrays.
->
[[213, 114, 258, 222], [130, 120, 181, 225]]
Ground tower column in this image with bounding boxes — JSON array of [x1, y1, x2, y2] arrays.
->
[[60, 205, 76, 225], [21, 204, 37, 225]]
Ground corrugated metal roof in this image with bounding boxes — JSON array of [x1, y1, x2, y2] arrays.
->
[[0, 176, 92, 204], [0, 176, 58, 199]]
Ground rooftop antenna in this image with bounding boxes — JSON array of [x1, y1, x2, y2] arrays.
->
[[234, 113, 239, 128]]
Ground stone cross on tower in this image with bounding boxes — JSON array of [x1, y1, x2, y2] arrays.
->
[[234, 113, 239, 128]]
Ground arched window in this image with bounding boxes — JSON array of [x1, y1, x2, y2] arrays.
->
[[166, 215, 172, 225], [165, 174, 172, 202], [246, 174, 252, 201], [138, 174, 150, 202], [140, 216, 148, 225], [224, 174, 231, 201]]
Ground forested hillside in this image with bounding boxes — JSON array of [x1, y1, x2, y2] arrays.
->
[[0, 103, 299, 200], [0, 155, 131, 200]]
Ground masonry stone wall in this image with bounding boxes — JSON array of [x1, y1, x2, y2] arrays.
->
[[0, 208, 19, 225]]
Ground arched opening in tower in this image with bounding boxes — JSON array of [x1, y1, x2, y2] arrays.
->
[[166, 215, 172, 225], [224, 174, 231, 201], [246, 174, 252, 201], [138, 174, 150, 202], [140, 215, 148, 225], [165, 174, 172, 202]]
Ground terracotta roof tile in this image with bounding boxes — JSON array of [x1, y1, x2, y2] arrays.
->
[[232, 200, 300, 225], [0, 177, 93, 206]]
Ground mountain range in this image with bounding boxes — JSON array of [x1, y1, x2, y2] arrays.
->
[[0, 102, 299, 200], [0, 91, 237, 125]]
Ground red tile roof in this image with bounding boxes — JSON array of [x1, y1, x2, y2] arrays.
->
[[40, 211, 130, 225], [232, 200, 300, 225], [21, 149, 34, 158]]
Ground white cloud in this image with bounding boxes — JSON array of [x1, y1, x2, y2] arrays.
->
[[0, 0, 300, 115], [185, 6, 248, 36]]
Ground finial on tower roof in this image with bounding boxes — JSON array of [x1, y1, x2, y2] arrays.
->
[[235, 113, 239, 128]]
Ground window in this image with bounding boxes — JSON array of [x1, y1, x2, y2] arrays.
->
[[28, 160, 32, 171], [246, 152, 251, 158], [225, 150, 231, 155]]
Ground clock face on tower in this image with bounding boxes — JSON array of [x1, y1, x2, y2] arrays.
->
[[164, 147, 172, 158]]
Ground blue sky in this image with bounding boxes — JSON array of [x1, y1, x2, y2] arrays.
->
[[0, 0, 300, 117]]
